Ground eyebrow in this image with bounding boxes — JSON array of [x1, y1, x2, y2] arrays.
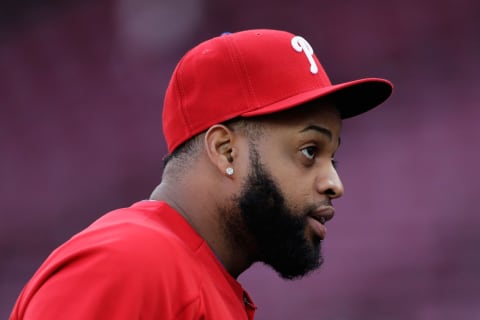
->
[[299, 125, 341, 146]]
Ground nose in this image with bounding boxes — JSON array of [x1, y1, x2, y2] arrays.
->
[[316, 162, 344, 199]]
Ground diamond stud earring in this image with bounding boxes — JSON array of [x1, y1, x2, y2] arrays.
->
[[226, 167, 234, 176]]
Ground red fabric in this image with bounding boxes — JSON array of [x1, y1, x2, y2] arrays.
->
[[10, 201, 256, 319]]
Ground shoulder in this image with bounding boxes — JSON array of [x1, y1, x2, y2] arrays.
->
[[60, 201, 202, 278], [13, 201, 206, 319]]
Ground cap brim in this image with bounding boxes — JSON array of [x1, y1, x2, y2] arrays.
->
[[241, 78, 393, 119]]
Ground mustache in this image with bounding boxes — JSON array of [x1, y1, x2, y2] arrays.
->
[[304, 199, 333, 215]]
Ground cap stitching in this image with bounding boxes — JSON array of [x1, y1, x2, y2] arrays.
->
[[226, 34, 259, 112]]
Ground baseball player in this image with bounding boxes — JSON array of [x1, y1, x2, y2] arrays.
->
[[10, 29, 393, 319]]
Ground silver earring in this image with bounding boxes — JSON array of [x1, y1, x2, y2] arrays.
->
[[226, 167, 234, 176]]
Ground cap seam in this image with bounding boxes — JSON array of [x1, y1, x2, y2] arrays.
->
[[220, 35, 256, 112], [227, 34, 259, 111]]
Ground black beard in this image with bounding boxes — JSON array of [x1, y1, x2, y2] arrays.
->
[[235, 146, 323, 280]]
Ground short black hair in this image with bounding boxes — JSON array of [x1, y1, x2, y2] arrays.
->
[[162, 117, 265, 169]]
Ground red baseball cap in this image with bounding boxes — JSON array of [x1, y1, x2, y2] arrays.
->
[[163, 29, 393, 153]]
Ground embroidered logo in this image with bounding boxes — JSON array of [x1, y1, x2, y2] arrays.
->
[[291, 36, 318, 74]]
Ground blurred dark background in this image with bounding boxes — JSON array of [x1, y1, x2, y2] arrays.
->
[[1, 0, 479, 319]]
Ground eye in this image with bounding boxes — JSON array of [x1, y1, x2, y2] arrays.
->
[[301, 146, 317, 160]]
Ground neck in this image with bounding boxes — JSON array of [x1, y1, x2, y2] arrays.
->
[[150, 176, 253, 279]]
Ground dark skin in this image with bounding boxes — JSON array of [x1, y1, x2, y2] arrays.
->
[[150, 101, 344, 279]]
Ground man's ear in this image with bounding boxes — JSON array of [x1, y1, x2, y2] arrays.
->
[[204, 124, 237, 176]]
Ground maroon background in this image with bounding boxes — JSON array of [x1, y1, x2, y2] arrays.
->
[[1, 0, 479, 319]]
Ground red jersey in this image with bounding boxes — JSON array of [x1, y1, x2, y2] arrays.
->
[[10, 200, 256, 319]]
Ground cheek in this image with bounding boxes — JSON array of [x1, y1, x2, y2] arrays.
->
[[256, 140, 314, 207], [278, 180, 312, 213], [267, 162, 315, 211]]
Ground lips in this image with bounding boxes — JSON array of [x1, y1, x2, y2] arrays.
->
[[312, 206, 335, 223], [307, 206, 335, 239]]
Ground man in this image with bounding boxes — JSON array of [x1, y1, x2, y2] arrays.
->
[[10, 29, 393, 319]]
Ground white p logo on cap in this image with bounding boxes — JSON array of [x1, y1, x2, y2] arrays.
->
[[291, 36, 319, 74]]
